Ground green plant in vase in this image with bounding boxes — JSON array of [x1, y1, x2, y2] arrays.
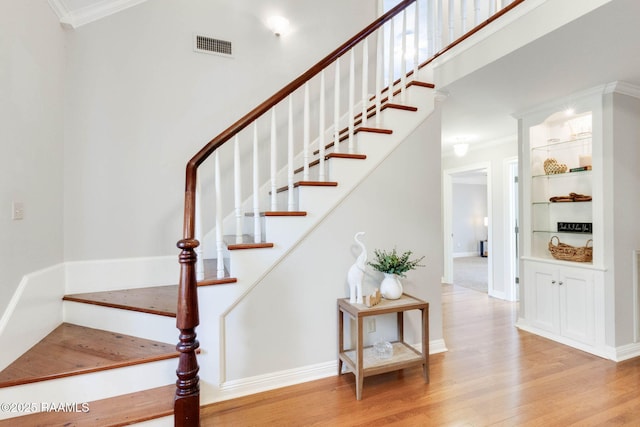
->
[[368, 248, 425, 299]]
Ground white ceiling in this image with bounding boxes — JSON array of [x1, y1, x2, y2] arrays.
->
[[439, 0, 640, 152]]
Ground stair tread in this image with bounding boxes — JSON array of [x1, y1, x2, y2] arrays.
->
[[312, 126, 393, 156], [294, 153, 367, 174], [273, 180, 338, 194], [0, 384, 174, 426], [0, 323, 178, 388], [64, 284, 178, 317], [63, 258, 236, 315]]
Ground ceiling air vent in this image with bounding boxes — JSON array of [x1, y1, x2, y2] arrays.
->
[[194, 34, 233, 58]]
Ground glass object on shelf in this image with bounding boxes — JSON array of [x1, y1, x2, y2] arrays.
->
[[373, 340, 393, 360]]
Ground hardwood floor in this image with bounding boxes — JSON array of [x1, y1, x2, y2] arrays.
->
[[201, 284, 640, 426]]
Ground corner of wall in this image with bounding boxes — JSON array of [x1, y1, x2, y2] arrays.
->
[[0, 264, 65, 371]]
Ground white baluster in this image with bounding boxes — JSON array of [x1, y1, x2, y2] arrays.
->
[[348, 49, 355, 154], [413, 0, 420, 79], [270, 108, 277, 211], [334, 58, 341, 154], [287, 95, 295, 211], [489, 0, 496, 16], [303, 82, 311, 180], [448, 0, 455, 44], [319, 70, 326, 180], [375, 29, 383, 128], [461, 0, 468, 33], [401, 9, 407, 103], [252, 122, 261, 244], [194, 170, 204, 281], [427, 0, 435, 57], [233, 135, 242, 243], [474, 0, 480, 27], [436, 0, 443, 51], [387, 17, 395, 103], [361, 38, 369, 127], [215, 152, 224, 279]]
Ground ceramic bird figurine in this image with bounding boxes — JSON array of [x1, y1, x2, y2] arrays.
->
[[347, 232, 367, 304]]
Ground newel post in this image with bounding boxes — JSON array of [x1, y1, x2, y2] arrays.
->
[[175, 238, 201, 426]]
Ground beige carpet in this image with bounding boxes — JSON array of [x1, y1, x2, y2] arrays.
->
[[453, 256, 488, 293]]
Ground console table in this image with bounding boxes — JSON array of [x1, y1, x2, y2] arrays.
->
[[337, 293, 429, 400]]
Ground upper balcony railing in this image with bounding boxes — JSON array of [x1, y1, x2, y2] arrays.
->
[[174, 0, 525, 425]]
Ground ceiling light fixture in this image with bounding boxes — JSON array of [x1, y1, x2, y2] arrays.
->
[[267, 15, 290, 37], [453, 143, 469, 157]]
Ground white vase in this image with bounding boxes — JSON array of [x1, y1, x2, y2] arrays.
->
[[380, 273, 403, 299]]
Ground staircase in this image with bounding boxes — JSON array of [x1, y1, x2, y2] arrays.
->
[[0, 82, 437, 427], [0, 0, 528, 424]]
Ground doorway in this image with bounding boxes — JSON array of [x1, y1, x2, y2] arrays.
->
[[443, 163, 491, 294]]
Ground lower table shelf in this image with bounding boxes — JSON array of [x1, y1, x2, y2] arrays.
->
[[341, 341, 423, 376]]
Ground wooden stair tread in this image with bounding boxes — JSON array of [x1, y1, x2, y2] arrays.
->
[[0, 323, 178, 388], [264, 211, 307, 216], [0, 384, 174, 426], [295, 153, 367, 174], [64, 285, 178, 317], [244, 211, 308, 217], [63, 259, 236, 313], [381, 103, 418, 112], [407, 80, 435, 89], [312, 127, 393, 155], [274, 180, 338, 194], [224, 234, 274, 250]]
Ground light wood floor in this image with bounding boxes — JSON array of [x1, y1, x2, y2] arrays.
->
[[201, 284, 640, 426]]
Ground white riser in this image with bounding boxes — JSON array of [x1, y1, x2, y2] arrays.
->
[[0, 358, 176, 421], [63, 301, 178, 344]]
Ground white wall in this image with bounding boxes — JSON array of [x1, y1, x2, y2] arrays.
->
[[606, 91, 640, 346], [63, 0, 377, 261], [221, 107, 444, 383], [0, 0, 66, 315], [452, 182, 487, 255], [443, 138, 518, 298]]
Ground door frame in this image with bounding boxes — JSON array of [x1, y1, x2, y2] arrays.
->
[[504, 156, 519, 301], [443, 162, 492, 293]]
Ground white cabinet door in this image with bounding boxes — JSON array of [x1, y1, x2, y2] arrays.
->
[[525, 263, 559, 334], [559, 267, 596, 346], [523, 261, 596, 346]]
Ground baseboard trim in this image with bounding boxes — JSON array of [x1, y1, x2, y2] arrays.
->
[[215, 338, 447, 402], [613, 343, 640, 362], [516, 322, 616, 361], [218, 360, 336, 401]]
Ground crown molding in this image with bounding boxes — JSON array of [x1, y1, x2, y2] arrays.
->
[[603, 81, 640, 99], [48, 0, 150, 29]]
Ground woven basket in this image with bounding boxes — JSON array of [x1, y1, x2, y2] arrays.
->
[[548, 236, 593, 262], [544, 158, 568, 175]]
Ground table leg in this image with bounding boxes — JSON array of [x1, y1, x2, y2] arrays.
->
[[356, 315, 363, 400], [422, 306, 429, 383], [397, 311, 404, 343], [338, 306, 344, 375]]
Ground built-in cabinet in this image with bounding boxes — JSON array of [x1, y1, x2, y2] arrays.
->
[[516, 87, 610, 359], [523, 260, 601, 348]]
